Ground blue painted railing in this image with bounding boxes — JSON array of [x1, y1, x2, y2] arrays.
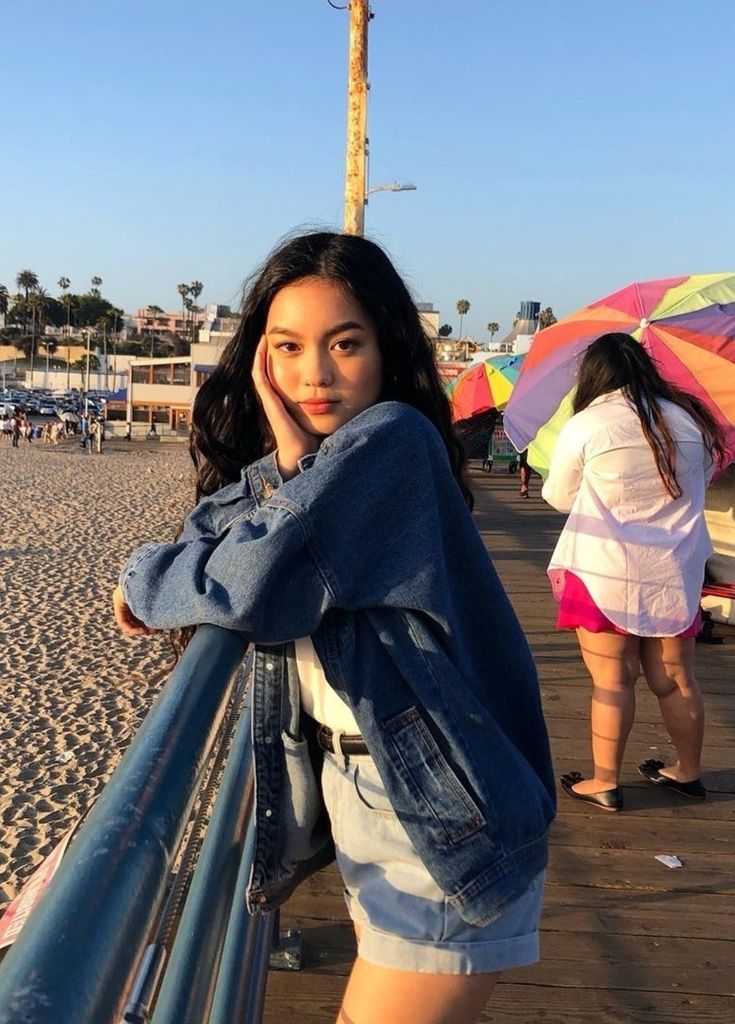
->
[[0, 625, 273, 1024]]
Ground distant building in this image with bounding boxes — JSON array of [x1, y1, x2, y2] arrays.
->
[[133, 306, 207, 336], [194, 306, 239, 383], [104, 356, 194, 437], [493, 301, 540, 354], [416, 303, 440, 339], [434, 339, 484, 382]]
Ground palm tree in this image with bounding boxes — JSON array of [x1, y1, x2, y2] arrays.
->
[[0, 284, 8, 321], [456, 299, 470, 339], [176, 283, 190, 342], [147, 305, 164, 357], [58, 277, 72, 389], [90, 276, 103, 298], [189, 280, 203, 344], [538, 306, 557, 329], [486, 321, 499, 345], [16, 269, 39, 341], [28, 286, 48, 385]]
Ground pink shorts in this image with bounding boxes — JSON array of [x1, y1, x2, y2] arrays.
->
[[555, 572, 701, 638]]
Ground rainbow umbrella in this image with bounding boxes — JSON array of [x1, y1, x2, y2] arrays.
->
[[445, 353, 525, 423], [504, 273, 735, 474]]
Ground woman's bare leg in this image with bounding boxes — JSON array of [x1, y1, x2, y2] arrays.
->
[[572, 628, 640, 792], [640, 636, 704, 781], [337, 958, 499, 1024]]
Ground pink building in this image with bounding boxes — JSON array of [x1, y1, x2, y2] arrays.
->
[[133, 308, 206, 335]]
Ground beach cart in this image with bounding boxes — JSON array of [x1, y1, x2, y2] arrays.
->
[[482, 423, 519, 473]]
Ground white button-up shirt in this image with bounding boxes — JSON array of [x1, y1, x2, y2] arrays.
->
[[542, 390, 714, 636]]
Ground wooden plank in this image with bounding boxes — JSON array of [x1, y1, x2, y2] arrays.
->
[[548, 846, 735, 894], [548, 735, 734, 767], [513, 932, 735, 998], [481, 983, 735, 1024], [542, 884, 735, 941], [549, 812, 734, 853], [536, 686, 735, 723], [547, 716, 735, 748]]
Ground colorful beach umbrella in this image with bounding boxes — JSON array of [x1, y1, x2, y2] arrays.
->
[[504, 273, 735, 474], [445, 353, 525, 423]]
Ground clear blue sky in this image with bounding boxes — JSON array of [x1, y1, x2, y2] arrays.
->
[[2, 0, 733, 339]]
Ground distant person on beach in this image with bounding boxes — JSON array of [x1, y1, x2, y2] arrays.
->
[[542, 333, 728, 813], [89, 417, 103, 454], [113, 231, 555, 1024]]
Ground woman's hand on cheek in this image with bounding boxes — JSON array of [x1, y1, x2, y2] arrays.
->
[[252, 336, 319, 480]]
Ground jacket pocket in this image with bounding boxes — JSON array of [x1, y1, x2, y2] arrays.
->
[[277, 733, 324, 870], [381, 706, 487, 845]]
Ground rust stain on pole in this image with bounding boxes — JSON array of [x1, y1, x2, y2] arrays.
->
[[344, 0, 369, 236]]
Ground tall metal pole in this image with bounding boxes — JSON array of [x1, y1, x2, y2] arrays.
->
[[84, 330, 91, 415], [343, 0, 369, 236]]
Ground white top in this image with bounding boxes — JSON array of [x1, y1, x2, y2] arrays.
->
[[542, 390, 714, 636], [294, 636, 360, 732]]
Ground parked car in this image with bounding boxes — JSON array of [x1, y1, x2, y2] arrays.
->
[[39, 402, 58, 416], [0, 402, 15, 417]]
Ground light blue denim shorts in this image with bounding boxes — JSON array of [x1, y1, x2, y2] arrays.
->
[[321, 750, 545, 975]]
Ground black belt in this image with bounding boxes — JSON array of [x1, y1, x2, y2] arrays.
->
[[316, 724, 369, 756]]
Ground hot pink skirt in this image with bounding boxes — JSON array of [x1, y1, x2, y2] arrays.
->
[[555, 571, 701, 638]]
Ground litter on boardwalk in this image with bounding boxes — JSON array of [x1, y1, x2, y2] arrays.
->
[[654, 854, 683, 869]]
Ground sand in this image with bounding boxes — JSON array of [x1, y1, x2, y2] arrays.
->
[[0, 436, 195, 910]]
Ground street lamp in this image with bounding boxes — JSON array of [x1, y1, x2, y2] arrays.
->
[[365, 181, 417, 205]]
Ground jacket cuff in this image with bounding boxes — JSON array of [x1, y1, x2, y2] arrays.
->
[[245, 450, 284, 506], [119, 543, 160, 604]]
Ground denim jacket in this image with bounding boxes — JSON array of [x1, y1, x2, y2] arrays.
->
[[120, 402, 555, 926]]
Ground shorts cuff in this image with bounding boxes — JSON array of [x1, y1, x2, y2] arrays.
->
[[354, 918, 540, 975]]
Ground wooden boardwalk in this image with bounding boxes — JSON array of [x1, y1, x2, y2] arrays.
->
[[263, 466, 735, 1023]]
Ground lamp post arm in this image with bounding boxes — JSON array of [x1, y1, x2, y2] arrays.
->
[[364, 182, 417, 204]]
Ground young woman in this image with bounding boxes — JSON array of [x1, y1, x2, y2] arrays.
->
[[542, 333, 728, 813], [113, 232, 555, 1024]]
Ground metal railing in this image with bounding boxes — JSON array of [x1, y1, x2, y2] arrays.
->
[[0, 625, 275, 1024]]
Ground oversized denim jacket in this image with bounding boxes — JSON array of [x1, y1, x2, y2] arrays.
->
[[120, 402, 556, 926]]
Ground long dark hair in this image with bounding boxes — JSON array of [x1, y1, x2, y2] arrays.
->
[[190, 231, 472, 507], [573, 332, 727, 498]]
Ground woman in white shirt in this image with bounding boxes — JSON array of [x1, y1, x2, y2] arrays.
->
[[542, 333, 727, 812]]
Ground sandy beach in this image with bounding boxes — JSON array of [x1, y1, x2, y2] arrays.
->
[[0, 437, 194, 909]]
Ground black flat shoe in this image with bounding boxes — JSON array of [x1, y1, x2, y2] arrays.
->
[[638, 759, 706, 800], [560, 771, 623, 812]]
